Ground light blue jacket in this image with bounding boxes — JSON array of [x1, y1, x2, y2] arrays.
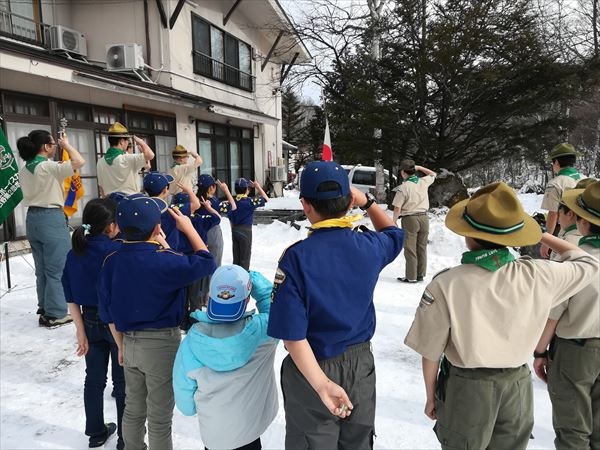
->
[[173, 271, 278, 449]]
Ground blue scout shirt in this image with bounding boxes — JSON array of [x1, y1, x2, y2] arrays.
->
[[222, 195, 265, 226], [62, 235, 121, 307], [267, 226, 404, 360], [98, 241, 216, 331], [176, 212, 221, 254]]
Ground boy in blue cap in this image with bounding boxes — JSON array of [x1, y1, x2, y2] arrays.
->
[[99, 193, 216, 450], [221, 178, 268, 270], [173, 264, 278, 450], [267, 161, 404, 449]]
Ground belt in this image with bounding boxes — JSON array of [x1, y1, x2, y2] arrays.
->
[[401, 212, 428, 217], [563, 337, 600, 347]]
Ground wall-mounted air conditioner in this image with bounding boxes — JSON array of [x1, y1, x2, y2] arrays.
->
[[106, 43, 145, 72], [270, 165, 287, 182], [49, 25, 87, 57]]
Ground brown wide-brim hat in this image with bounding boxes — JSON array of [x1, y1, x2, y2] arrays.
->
[[172, 144, 189, 158], [561, 181, 600, 227], [445, 182, 542, 246], [108, 121, 131, 138]]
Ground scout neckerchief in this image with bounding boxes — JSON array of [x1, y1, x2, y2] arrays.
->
[[579, 235, 600, 248], [557, 167, 582, 180], [25, 155, 47, 174], [562, 223, 578, 234], [461, 248, 515, 272], [235, 194, 248, 201], [308, 214, 363, 236], [406, 175, 419, 184], [104, 147, 125, 166]]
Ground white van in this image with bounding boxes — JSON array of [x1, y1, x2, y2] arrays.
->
[[297, 164, 396, 195], [342, 164, 396, 194]]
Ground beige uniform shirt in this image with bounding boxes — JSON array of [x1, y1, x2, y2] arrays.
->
[[19, 160, 74, 208], [168, 162, 197, 195], [404, 249, 598, 368], [97, 153, 146, 195], [550, 244, 600, 339], [541, 175, 578, 212], [550, 227, 582, 261], [392, 175, 435, 216]]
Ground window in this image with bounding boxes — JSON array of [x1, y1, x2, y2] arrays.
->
[[191, 14, 255, 92], [197, 121, 254, 191]]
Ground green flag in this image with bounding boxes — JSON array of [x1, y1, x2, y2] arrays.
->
[[0, 128, 23, 224]]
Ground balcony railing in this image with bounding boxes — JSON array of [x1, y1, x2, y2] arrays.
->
[[193, 51, 255, 92], [0, 9, 51, 47]]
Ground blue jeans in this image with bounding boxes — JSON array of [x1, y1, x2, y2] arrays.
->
[[83, 306, 126, 439], [26, 207, 71, 318]]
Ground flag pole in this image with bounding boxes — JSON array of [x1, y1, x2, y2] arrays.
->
[[2, 222, 11, 290]]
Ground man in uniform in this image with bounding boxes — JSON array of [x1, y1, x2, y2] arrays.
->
[[404, 182, 598, 450], [97, 122, 154, 196], [168, 144, 202, 196], [534, 180, 600, 450], [392, 159, 437, 283], [540, 142, 582, 256]]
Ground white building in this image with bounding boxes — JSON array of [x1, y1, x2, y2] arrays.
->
[[0, 0, 309, 238]]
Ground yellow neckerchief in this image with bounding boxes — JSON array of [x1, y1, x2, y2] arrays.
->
[[308, 214, 363, 235], [235, 194, 248, 201]]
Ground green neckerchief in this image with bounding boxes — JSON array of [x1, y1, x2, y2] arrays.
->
[[407, 175, 419, 184], [557, 167, 582, 180], [104, 147, 125, 166], [579, 235, 600, 248], [25, 155, 47, 174], [461, 248, 515, 272], [563, 223, 578, 234]]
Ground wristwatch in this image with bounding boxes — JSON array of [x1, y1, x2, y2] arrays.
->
[[360, 192, 376, 211], [533, 350, 548, 358]]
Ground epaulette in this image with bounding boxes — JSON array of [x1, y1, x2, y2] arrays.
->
[[431, 267, 451, 280], [278, 239, 303, 262], [157, 248, 185, 256], [101, 250, 118, 267]]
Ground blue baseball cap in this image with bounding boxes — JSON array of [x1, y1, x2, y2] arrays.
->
[[198, 174, 216, 189], [235, 178, 250, 189], [107, 191, 127, 203], [143, 171, 174, 196], [300, 161, 350, 200], [116, 193, 167, 240], [207, 265, 252, 322], [172, 192, 190, 205]]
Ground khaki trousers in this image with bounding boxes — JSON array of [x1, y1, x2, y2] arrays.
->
[[434, 363, 533, 450], [122, 328, 181, 450], [400, 214, 429, 281], [548, 337, 600, 450]]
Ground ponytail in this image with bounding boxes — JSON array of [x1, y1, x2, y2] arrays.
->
[[71, 198, 118, 255], [16, 130, 52, 162]]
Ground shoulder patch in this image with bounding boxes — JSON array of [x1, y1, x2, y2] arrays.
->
[[419, 289, 436, 308], [431, 267, 451, 280]]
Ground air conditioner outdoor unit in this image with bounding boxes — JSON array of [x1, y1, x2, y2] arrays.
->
[[270, 165, 286, 182], [106, 43, 145, 72], [49, 25, 87, 57]]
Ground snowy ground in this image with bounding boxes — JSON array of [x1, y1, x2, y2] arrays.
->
[[0, 191, 557, 449]]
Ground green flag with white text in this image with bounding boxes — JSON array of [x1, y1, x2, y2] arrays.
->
[[0, 128, 23, 224]]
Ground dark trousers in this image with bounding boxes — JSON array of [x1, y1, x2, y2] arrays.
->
[[281, 342, 376, 450], [205, 437, 261, 450], [434, 362, 533, 450], [231, 225, 252, 270], [82, 306, 126, 440]]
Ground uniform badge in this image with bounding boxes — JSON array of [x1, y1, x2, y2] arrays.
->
[[271, 267, 286, 303], [419, 289, 435, 308]]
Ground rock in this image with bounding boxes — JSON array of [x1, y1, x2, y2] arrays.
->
[[429, 169, 469, 208]]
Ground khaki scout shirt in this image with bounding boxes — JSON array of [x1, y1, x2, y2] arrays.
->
[[19, 160, 74, 208], [541, 175, 578, 212], [550, 244, 600, 339], [392, 175, 435, 216], [404, 249, 598, 368], [97, 152, 146, 195], [168, 162, 197, 195], [550, 227, 582, 261]]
